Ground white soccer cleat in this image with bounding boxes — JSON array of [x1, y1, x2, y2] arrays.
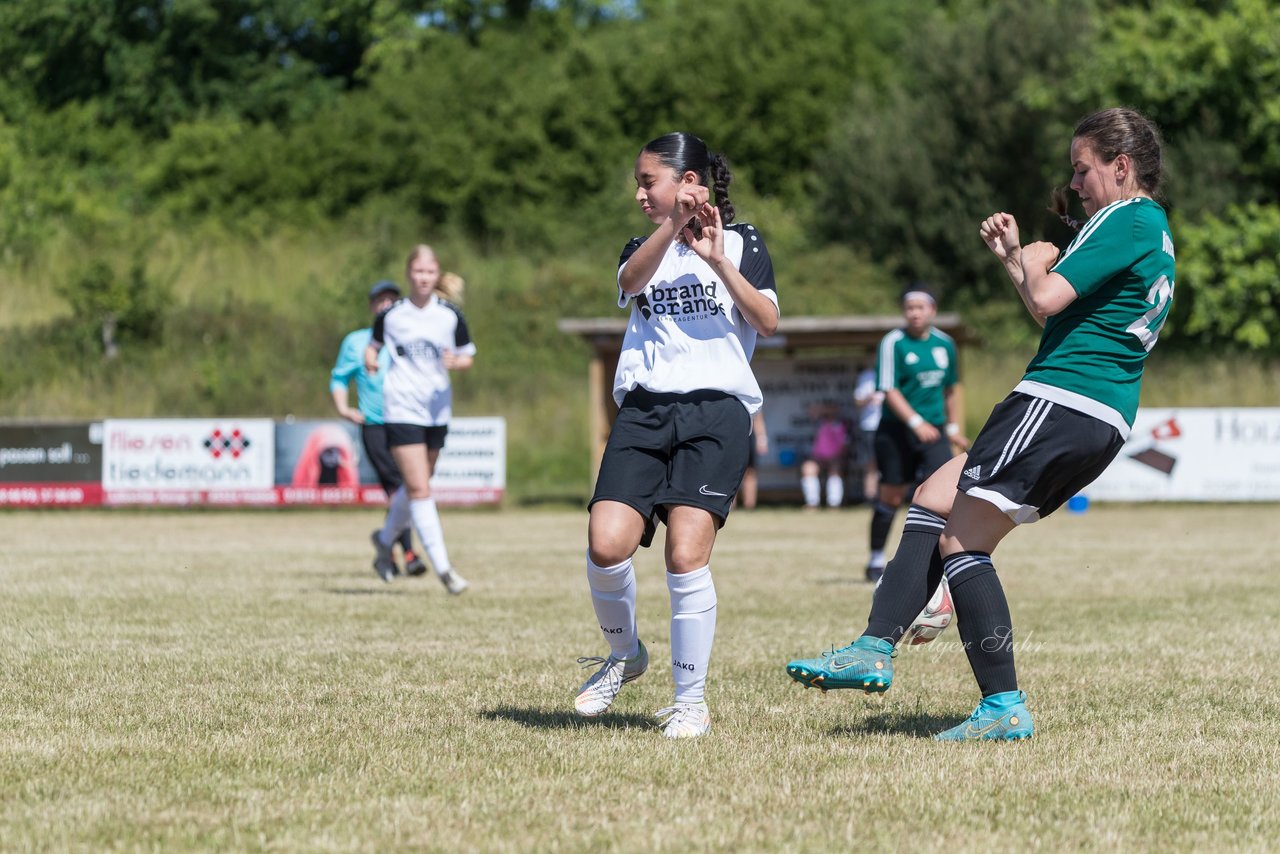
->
[[902, 577, 954, 646], [574, 641, 648, 717], [655, 701, 711, 739], [439, 569, 469, 595]]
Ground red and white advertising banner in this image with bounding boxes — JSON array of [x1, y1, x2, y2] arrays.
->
[[1089, 408, 1280, 501], [101, 419, 276, 505]]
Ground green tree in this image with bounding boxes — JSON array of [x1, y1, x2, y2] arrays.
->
[[0, 0, 379, 133], [1173, 203, 1280, 351], [815, 0, 1088, 303]]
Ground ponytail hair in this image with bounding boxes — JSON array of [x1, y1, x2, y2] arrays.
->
[[708, 151, 735, 224], [1048, 186, 1082, 232], [641, 132, 736, 224], [437, 272, 465, 304]]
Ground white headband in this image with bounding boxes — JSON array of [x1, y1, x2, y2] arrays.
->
[[902, 290, 936, 306]]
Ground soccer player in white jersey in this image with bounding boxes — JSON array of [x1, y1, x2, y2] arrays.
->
[[364, 246, 475, 595], [574, 132, 779, 738], [787, 108, 1174, 740]]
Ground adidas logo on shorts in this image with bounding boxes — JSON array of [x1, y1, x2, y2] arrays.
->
[[963, 464, 982, 480]]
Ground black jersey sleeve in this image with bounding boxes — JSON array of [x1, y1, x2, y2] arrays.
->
[[618, 236, 646, 269], [452, 308, 472, 348], [730, 223, 777, 294], [372, 306, 388, 344]]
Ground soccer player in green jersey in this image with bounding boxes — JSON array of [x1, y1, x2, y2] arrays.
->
[[865, 286, 967, 583], [785, 107, 1174, 740]]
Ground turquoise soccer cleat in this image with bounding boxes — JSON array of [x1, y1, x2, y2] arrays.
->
[[784, 635, 895, 693], [934, 691, 1034, 741]]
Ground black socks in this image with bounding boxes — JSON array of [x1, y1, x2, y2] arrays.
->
[[944, 551, 1018, 697]]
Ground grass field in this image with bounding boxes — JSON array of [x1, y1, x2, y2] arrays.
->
[[3, 505, 1279, 851]]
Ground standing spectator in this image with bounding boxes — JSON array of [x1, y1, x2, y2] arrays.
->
[[800, 402, 848, 509], [331, 279, 425, 577], [853, 363, 883, 504]]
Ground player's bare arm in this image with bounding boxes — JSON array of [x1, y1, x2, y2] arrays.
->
[[884, 388, 940, 443], [981, 212, 1046, 328], [944, 384, 969, 451], [1020, 241, 1077, 322], [686, 204, 778, 336], [618, 182, 708, 296], [363, 341, 382, 374], [442, 351, 474, 371]]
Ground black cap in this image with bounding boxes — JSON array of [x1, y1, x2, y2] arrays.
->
[[368, 279, 401, 300]]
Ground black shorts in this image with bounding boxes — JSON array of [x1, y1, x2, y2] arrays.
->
[[957, 392, 1124, 524], [360, 424, 403, 494], [386, 423, 449, 450], [590, 388, 752, 548], [855, 428, 876, 467], [874, 420, 952, 486]]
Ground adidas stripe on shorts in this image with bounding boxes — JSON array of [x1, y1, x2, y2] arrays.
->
[[957, 392, 1124, 524]]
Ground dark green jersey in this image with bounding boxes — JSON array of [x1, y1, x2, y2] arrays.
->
[[1019, 198, 1175, 434], [875, 327, 958, 426]]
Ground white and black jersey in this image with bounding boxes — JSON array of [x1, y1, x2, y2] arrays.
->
[[372, 296, 476, 427], [614, 222, 778, 414]]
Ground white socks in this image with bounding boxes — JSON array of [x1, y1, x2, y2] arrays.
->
[[801, 474, 820, 507], [409, 497, 452, 577], [826, 475, 844, 507], [668, 565, 717, 704], [802, 474, 844, 507], [586, 554, 640, 659], [379, 486, 411, 546]]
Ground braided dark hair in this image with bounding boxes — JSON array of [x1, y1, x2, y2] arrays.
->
[[641, 132, 736, 225], [1049, 107, 1164, 231]]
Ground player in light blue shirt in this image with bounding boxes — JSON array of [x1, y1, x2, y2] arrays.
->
[[330, 280, 424, 579]]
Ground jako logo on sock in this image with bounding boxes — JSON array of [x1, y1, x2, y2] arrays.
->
[[673, 660, 696, 671], [600, 626, 623, 634]]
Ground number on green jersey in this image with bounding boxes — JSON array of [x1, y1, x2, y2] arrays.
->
[[1126, 274, 1173, 352]]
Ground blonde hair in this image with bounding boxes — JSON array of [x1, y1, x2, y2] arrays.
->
[[404, 243, 465, 304], [438, 272, 465, 304]]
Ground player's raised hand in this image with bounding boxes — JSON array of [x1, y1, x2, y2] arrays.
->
[[682, 202, 724, 264], [671, 183, 710, 236], [363, 344, 380, 375], [1021, 241, 1061, 273], [979, 212, 1021, 263]]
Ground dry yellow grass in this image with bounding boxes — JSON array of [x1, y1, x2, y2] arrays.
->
[[2, 506, 1278, 851]]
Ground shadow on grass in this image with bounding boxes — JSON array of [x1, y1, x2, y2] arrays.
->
[[829, 711, 964, 738], [481, 706, 654, 730]]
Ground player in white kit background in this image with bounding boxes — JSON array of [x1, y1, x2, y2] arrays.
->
[[364, 246, 475, 596], [573, 131, 780, 739]]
